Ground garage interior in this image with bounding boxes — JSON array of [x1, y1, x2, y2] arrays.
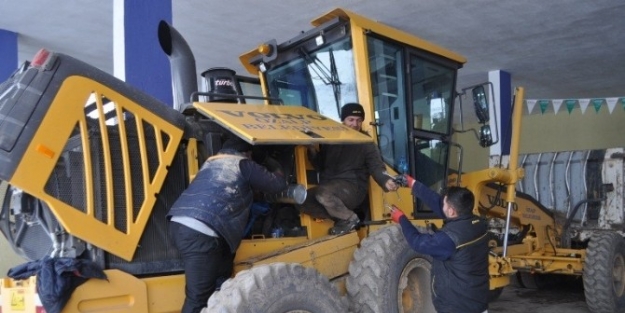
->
[[0, 2, 624, 312]]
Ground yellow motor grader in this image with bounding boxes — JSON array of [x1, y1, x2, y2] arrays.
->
[[1, 7, 622, 313]]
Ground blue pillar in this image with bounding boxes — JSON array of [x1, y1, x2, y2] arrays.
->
[[114, 0, 173, 106], [488, 70, 512, 156], [0, 29, 18, 81]]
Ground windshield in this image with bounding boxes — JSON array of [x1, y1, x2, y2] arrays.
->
[[265, 37, 357, 121]]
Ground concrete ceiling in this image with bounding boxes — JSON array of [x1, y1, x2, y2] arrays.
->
[[1, 0, 624, 102]]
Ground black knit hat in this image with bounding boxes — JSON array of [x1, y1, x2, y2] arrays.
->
[[340, 103, 365, 121], [221, 137, 252, 152]]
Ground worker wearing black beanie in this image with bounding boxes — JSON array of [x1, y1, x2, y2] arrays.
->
[[300, 102, 399, 236], [340, 102, 365, 121]]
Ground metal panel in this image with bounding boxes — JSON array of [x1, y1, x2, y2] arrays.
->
[[518, 148, 624, 230], [602, 148, 625, 226]]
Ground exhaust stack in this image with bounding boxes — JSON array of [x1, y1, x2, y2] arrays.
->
[[157, 21, 198, 112]]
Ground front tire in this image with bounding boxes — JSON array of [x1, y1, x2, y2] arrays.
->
[[205, 262, 347, 313], [583, 231, 625, 313], [347, 225, 435, 313]]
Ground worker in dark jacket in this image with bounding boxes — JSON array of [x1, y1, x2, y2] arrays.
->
[[301, 102, 398, 235], [167, 136, 287, 313], [390, 176, 489, 313]]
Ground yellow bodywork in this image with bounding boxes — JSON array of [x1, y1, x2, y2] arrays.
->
[[0, 7, 552, 313], [460, 88, 586, 278], [9, 76, 184, 262]]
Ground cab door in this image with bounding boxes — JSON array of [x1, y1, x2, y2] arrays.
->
[[406, 51, 460, 218], [367, 33, 461, 219]]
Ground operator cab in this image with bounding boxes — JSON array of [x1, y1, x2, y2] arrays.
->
[[241, 9, 466, 219]]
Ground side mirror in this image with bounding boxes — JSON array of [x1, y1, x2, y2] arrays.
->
[[479, 125, 494, 147], [472, 86, 489, 124]]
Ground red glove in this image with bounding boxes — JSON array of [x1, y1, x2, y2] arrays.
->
[[390, 205, 406, 223], [404, 174, 416, 188]]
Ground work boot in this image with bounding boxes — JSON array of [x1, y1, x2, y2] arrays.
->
[[329, 217, 360, 235]]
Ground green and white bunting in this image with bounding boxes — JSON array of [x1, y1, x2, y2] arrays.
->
[[525, 97, 625, 115]]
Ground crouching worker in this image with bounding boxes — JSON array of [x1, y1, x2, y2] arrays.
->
[[391, 175, 489, 313], [299, 102, 398, 235], [167, 136, 288, 313]]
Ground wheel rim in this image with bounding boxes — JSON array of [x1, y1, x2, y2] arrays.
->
[[397, 258, 430, 312], [613, 254, 625, 297]]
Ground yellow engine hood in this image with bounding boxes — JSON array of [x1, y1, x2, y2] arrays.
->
[[193, 102, 373, 145]]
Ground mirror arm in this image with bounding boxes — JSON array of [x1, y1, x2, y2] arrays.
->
[[451, 126, 481, 143], [457, 82, 503, 148]]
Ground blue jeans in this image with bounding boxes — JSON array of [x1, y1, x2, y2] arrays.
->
[[169, 221, 234, 313]]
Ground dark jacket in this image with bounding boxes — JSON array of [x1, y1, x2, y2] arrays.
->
[[7, 257, 107, 313], [398, 180, 489, 313], [432, 214, 489, 313], [167, 149, 287, 252], [311, 139, 392, 192]]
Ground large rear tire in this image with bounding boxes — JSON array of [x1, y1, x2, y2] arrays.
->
[[205, 262, 347, 313], [347, 225, 435, 313], [583, 231, 625, 313]]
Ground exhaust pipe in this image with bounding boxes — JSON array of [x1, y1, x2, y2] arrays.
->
[[157, 20, 198, 112]]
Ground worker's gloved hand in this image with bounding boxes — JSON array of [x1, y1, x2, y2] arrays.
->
[[393, 174, 416, 188], [390, 205, 406, 223], [404, 174, 416, 188], [392, 175, 407, 187], [385, 178, 399, 192]]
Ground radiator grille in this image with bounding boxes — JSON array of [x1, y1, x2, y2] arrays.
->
[[41, 90, 185, 275]]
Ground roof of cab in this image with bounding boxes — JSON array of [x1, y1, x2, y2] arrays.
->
[[239, 7, 466, 74]]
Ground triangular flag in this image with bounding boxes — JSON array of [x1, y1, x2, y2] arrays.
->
[[579, 99, 590, 114], [565, 99, 577, 114], [539, 100, 550, 114], [526, 100, 537, 114], [592, 99, 603, 113], [552, 99, 563, 114], [524, 97, 625, 115], [606, 98, 618, 114]]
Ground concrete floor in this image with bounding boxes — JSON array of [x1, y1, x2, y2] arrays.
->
[[490, 278, 590, 313]]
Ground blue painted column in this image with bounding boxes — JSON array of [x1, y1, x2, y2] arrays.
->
[[488, 70, 512, 158], [113, 0, 173, 106], [0, 29, 18, 81]]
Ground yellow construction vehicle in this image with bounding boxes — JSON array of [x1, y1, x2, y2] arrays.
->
[[0, 7, 622, 313]]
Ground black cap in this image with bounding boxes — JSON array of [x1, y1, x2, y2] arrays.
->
[[340, 103, 365, 121], [221, 137, 252, 153]]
